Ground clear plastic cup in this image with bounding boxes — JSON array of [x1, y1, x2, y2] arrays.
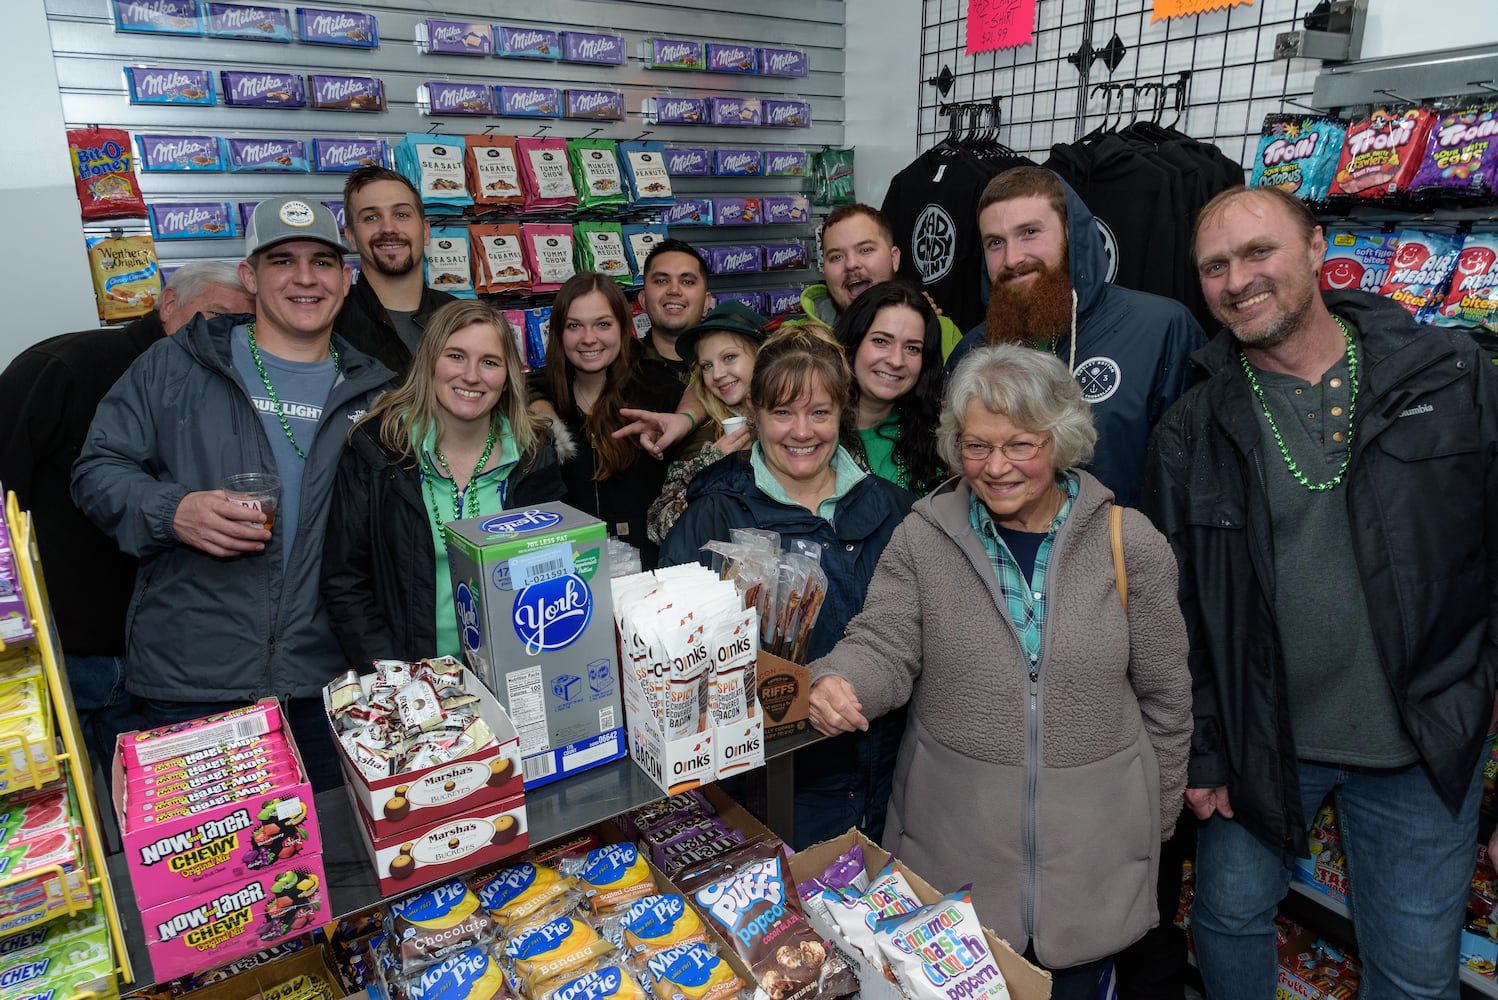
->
[[222, 472, 281, 530]]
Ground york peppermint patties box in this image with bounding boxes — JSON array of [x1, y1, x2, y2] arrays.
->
[[444, 503, 624, 788]]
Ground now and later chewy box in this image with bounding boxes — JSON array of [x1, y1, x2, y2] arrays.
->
[[444, 503, 624, 789]]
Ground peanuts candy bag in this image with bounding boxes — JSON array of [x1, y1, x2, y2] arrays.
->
[[68, 127, 147, 220], [87, 234, 160, 322], [872, 890, 1007, 1000]]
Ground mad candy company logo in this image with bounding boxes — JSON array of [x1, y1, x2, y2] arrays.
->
[[456, 581, 482, 651], [481, 509, 563, 535], [513, 575, 591, 654]]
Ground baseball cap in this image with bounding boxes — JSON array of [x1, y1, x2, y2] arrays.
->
[[244, 196, 347, 258], [675, 301, 770, 363]]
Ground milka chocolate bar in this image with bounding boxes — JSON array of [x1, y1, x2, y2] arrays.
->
[[561, 30, 625, 65], [309, 74, 385, 111], [709, 98, 762, 127], [112, 0, 202, 36], [566, 89, 625, 121], [706, 43, 757, 73], [650, 97, 708, 125], [712, 149, 761, 176], [764, 150, 811, 177], [221, 70, 306, 108], [662, 199, 712, 226], [762, 195, 811, 224], [137, 134, 225, 172], [646, 38, 705, 71], [497, 25, 559, 59], [205, 3, 292, 41], [764, 241, 810, 271], [296, 6, 377, 47], [758, 47, 809, 77], [314, 137, 388, 172], [707, 246, 763, 275], [226, 137, 309, 172], [423, 82, 498, 117], [764, 100, 812, 128], [763, 288, 803, 316], [125, 66, 215, 105], [499, 86, 560, 117], [149, 202, 236, 240], [421, 18, 492, 55], [713, 198, 761, 225], [664, 147, 710, 176]]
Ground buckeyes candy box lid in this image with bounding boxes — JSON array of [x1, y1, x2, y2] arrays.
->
[[676, 839, 856, 1000]]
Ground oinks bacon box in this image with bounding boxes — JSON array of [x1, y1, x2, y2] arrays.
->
[[443, 502, 625, 790], [111, 699, 328, 981]]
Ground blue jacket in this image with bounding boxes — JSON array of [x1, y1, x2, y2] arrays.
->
[[657, 451, 914, 660], [71, 313, 393, 702], [946, 173, 1205, 507]]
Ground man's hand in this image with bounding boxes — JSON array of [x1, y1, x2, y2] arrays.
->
[[809, 676, 869, 735], [1185, 785, 1234, 821], [173, 491, 270, 558], [613, 409, 692, 459]]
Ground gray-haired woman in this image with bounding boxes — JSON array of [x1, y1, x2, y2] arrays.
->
[[808, 343, 1191, 999]]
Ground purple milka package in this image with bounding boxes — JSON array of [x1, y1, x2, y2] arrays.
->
[[712, 149, 762, 176], [663, 199, 713, 226], [313, 137, 388, 172], [496, 25, 559, 59], [205, 3, 292, 41], [764, 242, 810, 271], [226, 137, 309, 172], [112, 0, 203, 36], [665, 148, 711, 176], [309, 74, 385, 111], [757, 47, 809, 78], [565, 89, 625, 121], [708, 246, 763, 275], [125, 67, 216, 106], [136, 134, 225, 172], [713, 198, 762, 225], [706, 43, 758, 73], [710, 97, 762, 127], [149, 202, 236, 240], [763, 288, 804, 316], [221, 71, 306, 108], [649, 97, 709, 125], [561, 30, 626, 65], [763, 100, 812, 128], [422, 82, 498, 116], [296, 7, 377, 47], [764, 150, 812, 177], [713, 290, 765, 313], [498, 86, 561, 117], [762, 196, 811, 225], [419, 19, 492, 55]]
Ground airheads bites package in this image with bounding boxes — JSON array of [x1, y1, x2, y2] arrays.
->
[[426, 227, 478, 299], [1434, 232, 1498, 330], [576, 222, 631, 285], [1250, 114, 1347, 202], [1320, 231, 1397, 295], [1378, 229, 1465, 323], [569, 138, 627, 212], [472, 224, 531, 295], [872, 890, 1008, 1000], [1412, 107, 1498, 194], [397, 134, 473, 214], [617, 141, 674, 207], [517, 137, 579, 211], [522, 223, 576, 292], [467, 134, 524, 207], [622, 224, 668, 286], [1330, 107, 1436, 199]]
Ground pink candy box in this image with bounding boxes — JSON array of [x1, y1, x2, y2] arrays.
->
[[119, 699, 282, 771]]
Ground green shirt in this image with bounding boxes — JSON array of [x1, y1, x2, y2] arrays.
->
[[858, 412, 905, 489], [419, 420, 520, 658], [750, 443, 866, 522]]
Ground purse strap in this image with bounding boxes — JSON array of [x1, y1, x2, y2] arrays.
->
[[1109, 503, 1127, 615]]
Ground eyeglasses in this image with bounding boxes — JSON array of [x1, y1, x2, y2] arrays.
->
[[959, 437, 1050, 463]]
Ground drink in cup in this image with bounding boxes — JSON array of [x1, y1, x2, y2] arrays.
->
[[223, 473, 280, 531], [721, 416, 747, 435]]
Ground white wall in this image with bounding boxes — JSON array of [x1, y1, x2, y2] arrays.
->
[[1362, 0, 1498, 60], [0, 4, 98, 366], [844, 0, 921, 205]]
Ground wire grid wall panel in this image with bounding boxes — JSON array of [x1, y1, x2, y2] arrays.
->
[[918, 0, 1323, 174]]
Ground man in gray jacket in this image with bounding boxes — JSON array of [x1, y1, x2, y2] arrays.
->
[[73, 197, 393, 791]]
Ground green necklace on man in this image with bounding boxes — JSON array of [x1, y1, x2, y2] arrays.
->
[[1239, 314, 1359, 493], [247, 322, 339, 461]]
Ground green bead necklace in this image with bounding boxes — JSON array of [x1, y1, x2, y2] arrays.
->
[[423, 426, 497, 529], [1239, 316, 1359, 492], [247, 323, 339, 461]]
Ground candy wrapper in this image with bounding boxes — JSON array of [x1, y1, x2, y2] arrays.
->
[[221, 70, 307, 108], [706, 43, 757, 74], [518, 137, 579, 211], [425, 227, 478, 299], [523, 224, 577, 292], [619, 790, 715, 841], [505, 915, 617, 995], [763, 101, 812, 128], [87, 233, 159, 322], [567, 89, 626, 121], [417, 19, 493, 56], [617, 141, 675, 207], [296, 7, 378, 47], [397, 134, 473, 215], [823, 861, 920, 972], [400, 945, 508, 1000], [872, 890, 1007, 1000], [501, 86, 562, 118], [112, 0, 202, 35], [764, 151, 812, 178], [326, 659, 496, 774], [205, 3, 292, 41], [569, 843, 657, 915], [309, 73, 385, 111], [765, 242, 810, 272], [814, 148, 856, 207], [387, 879, 497, 975], [498, 25, 559, 59], [713, 149, 762, 177], [1379, 229, 1465, 324], [422, 81, 499, 117], [665, 147, 711, 176], [227, 137, 310, 172], [125, 65, 216, 105], [622, 224, 668, 286], [713, 197, 762, 226], [1249, 114, 1347, 203], [467, 134, 524, 207], [646, 97, 710, 126], [1330, 107, 1436, 199], [68, 127, 147, 220], [763, 196, 812, 225], [473, 862, 580, 936], [569, 138, 627, 212], [1412, 106, 1498, 195], [1320, 231, 1397, 294], [663, 199, 713, 226], [645, 38, 706, 71], [562, 31, 626, 66], [542, 964, 649, 1000], [137, 133, 226, 172], [525, 307, 552, 368], [576, 222, 631, 285], [714, 291, 765, 314], [643, 944, 745, 1000], [1433, 232, 1498, 330], [764, 288, 804, 317], [149, 201, 237, 240], [472, 224, 531, 295], [758, 48, 809, 78], [314, 137, 388, 172], [710, 98, 762, 127], [705, 246, 762, 276], [796, 845, 867, 906]]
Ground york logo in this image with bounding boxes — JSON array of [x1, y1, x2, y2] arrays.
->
[[456, 581, 482, 651], [482, 509, 563, 535], [513, 574, 592, 653]]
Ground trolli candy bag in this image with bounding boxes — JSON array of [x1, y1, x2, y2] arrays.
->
[[1250, 114, 1347, 202], [517, 137, 579, 212], [1320, 231, 1398, 294], [1411, 106, 1498, 195], [1330, 108, 1436, 199], [1378, 229, 1465, 323], [1433, 232, 1498, 330]]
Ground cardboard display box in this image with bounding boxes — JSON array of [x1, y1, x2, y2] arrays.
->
[[788, 830, 1052, 1000], [756, 650, 810, 739], [444, 503, 626, 788], [323, 666, 523, 839], [345, 784, 528, 896]]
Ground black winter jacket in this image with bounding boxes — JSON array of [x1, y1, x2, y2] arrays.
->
[[321, 419, 568, 667], [334, 274, 456, 377], [1141, 290, 1498, 855]]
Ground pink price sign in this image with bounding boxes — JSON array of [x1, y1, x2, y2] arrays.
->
[[965, 0, 1036, 54]]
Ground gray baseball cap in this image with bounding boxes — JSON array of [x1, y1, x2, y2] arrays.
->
[[244, 197, 348, 258]]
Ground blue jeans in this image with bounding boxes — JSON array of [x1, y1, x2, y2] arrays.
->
[[62, 653, 129, 775], [1193, 758, 1482, 1000], [792, 707, 905, 850], [1020, 944, 1110, 1000]]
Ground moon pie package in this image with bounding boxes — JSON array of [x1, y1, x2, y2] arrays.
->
[[518, 137, 580, 211], [1378, 229, 1465, 323], [86, 233, 159, 321], [466, 134, 524, 209], [1329, 107, 1436, 199], [617, 141, 675, 207], [387, 878, 497, 974], [522, 224, 577, 293], [400, 944, 508, 1000], [1411, 106, 1498, 195], [504, 915, 617, 995], [575, 222, 631, 285], [569, 139, 627, 212], [542, 963, 649, 1000], [1319, 231, 1398, 294], [871, 890, 1008, 1000], [473, 861, 579, 935], [644, 943, 746, 1000], [677, 839, 856, 1000], [565, 843, 657, 915], [1433, 232, 1498, 330], [616, 894, 711, 964], [397, 134, 473, 215], [1249, 114, 1347, 202], [471, 224, 531, 295]]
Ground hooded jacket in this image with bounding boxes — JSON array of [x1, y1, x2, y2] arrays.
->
[[71, 313, 393, 702], [946, 172, 1205, 507], [321, 419, 571, 667], [335, 272, 456, 377], [1141, 290, 1498, 854], [799, 284, 966, 360], [810, 472, 1191, 967]]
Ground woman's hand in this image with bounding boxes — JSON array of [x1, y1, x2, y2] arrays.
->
[[712, 425, 752, 455], [613, 409, 693, 459], [809, 676, 869, 735]]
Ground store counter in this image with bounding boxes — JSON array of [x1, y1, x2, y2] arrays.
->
[[110, 728, 822, 992]]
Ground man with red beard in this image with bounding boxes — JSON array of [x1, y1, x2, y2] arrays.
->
[[946, 167, 1203, 508], [336, 166, 457, 376]]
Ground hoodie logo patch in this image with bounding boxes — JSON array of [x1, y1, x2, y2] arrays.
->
[[913, 204, 956, 283], [1094, 217, 1119, 284], [1074, 356, 1120, 403]]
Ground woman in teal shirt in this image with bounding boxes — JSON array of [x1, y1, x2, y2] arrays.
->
[[833, 281, 947, 495], [322, 299, 566, 666]]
